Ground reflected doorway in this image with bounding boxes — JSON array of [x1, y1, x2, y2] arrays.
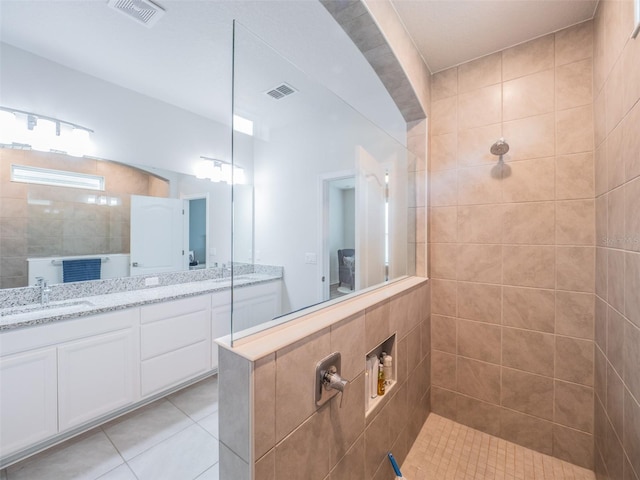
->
[[183, 193, 210, 270], [321, 174, 356, 301]]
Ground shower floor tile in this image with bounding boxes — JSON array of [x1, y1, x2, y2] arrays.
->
[[402, 414, 595, 480]]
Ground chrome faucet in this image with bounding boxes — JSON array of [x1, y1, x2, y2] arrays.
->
[[35, 277, 51, 305]]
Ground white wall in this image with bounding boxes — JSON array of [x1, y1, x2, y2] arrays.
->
[[0, 44, 233, 177], [329, 185, 344, 285]]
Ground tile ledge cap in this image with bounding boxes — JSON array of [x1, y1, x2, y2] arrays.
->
[[217, 276, 428, 362]]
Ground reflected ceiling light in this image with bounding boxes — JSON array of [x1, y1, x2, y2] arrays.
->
[[0, 106, 94, 157], [233, 114, 254, 136], [199, 156, 245, 184]]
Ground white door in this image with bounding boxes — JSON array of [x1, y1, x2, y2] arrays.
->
[[130, 195, 187, 276], [355, 147, 386, 290]]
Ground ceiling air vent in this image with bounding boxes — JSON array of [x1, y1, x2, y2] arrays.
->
[[265, 83, 297, 100], [108, 0, 166, 28]]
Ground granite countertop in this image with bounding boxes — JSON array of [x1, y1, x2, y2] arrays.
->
[[0, 273, 280, 331]]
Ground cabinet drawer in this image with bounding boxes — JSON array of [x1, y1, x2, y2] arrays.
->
[[140, 295, 210, 324], [141, 340, 210, 397], [141, 310, 209, 360]]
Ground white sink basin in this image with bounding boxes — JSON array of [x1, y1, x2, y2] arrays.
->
[[0, 300, 95, 317]]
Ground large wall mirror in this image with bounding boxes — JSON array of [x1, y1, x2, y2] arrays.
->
[[0, 2, 416, 339]]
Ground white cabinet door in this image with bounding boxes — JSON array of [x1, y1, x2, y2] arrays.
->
[[211, 291, 231, 370], [0, 348, 58, 457], [231, 281, 282, 333], [58, 328, 137, 431]]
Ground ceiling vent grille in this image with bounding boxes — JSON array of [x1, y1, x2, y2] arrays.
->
[[265, 83, 297, 100], [108, 0, 166, 28]]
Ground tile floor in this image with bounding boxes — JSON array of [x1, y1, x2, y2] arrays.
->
[[402, 414, 596, 480], [2, 377, 598, 480], [1, 375, 219, 480]]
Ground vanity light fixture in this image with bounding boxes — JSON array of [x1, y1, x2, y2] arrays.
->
[[198, 156, 245, 184], [0, 106, 94, 157]]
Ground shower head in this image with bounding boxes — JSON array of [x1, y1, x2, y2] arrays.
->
[[490, 138, 509, 156]]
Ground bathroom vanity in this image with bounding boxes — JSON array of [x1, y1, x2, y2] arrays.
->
[[0, 274, 281, 465]]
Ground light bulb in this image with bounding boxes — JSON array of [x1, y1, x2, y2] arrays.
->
[[66, 128, 92, 157], [31, 118, 57, 152]]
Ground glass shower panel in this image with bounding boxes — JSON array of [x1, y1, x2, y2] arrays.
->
[[231, 21, 417, 344]]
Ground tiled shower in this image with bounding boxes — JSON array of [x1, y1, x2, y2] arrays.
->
[[428, 0, 639, 476]]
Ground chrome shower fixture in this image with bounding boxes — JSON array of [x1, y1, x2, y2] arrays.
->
[[490, 137, 509, 156]]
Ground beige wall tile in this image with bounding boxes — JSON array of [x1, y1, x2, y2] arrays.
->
[[624, 389, 640, 476], [594, 89, 607, 148], [431, 279, 457, 316], [329, 436, 364, 480], [625, 252, 640, 328], [555, 21, 593, 67], [457, 164, 503, 205], [607, 307, 625, 377], [608, 249, 625, 314], [457, 357, 500, 403], [555, 336, 594, 386], [330, 313, 365, 381], [457, 204, 503, 244], [605, 58, 624, 136], [255, 449, 275, 480], [622, 31, 640, 115], [556, 105, 594, 155], [623, 100, 640, 181], [330, 373, 365, 465], [502, 35, 555, 81], [607, 123, 625, 191], [431, 351, 456, 390], [457, 282, 501, 324], [556, 152, 595, 200], [502, 327, 555, 376], [607, 186, 625, 249], [556, 199, 595, 245], [556, 291, 595, 339], [500, 408, 554, 455], [365, 300, 391, 352], [596, 194, 608, 248], [431, 96, 457, 135], [457, 319, 501, 363], [275, 407, 332, 480], [596, 247, 607, 300], [254, 354, 276, 459], [430, 169, 457, 206], [457, 123, 502, 167], [624, 320, 640, 401], [503, 69, 554, 121], [503, 286, 555, 333], [364, 404, 389, 479], [502, 113, 555, 161], [503, 202, 555, 245], [501, 368, 554, 420], [430, 386, 458, 419], [275, 329, 331, 442], [554, 380, 594, 433], [430, 133, 457, 172], [556, 59, 593, 111], [625, 177, 640, 252], [430, 206, 457, 243], [458, 52, 501, 93], [430, 243, 457, 280], [458, 84, 501, 130], [431, 315, 456, 353], [456, 395, 501, 437], [219, 348, 251, 462], [556, 246, 595, 293], [457, 244, 502, 284], [502, 157, 555, 202], [595, 144, 607, 197], [503, 245, 555, 289], [552, 424, 594, 469], [431, 67, 457, 101]]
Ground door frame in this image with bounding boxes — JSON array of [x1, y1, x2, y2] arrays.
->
[[317, 170, 356, 302], [181, 192, 210, 269]]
